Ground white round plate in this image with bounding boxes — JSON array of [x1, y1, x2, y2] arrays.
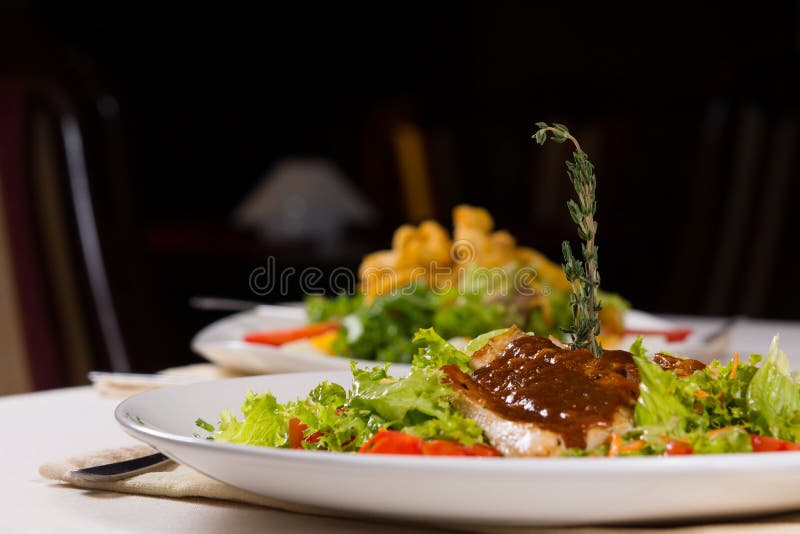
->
[[117, 370, 800, 526], [192, 305, 726, 374]]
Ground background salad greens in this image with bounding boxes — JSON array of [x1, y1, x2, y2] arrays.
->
[[306, 285, 519, 363], [307, 281, 627, 363]]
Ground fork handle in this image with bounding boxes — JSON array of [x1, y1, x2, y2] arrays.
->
[[69, 452, 173, 482]]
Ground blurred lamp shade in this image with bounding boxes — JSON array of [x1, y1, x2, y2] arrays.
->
[[232, 158, 376, 246]]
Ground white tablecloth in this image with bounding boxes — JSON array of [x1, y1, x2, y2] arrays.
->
[[5, 315, 800, 533]]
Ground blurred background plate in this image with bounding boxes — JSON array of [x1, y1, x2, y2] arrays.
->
[[191, 304, 393, 373], [191, 305, 725, 374], [618, 309, 730, 361]]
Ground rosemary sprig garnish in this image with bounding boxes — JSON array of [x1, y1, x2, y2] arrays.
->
[[533, 122, 602, 358]]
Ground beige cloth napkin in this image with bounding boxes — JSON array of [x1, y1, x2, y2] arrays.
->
[[38, 444, 338, 515], [39, 445, 800, 533]]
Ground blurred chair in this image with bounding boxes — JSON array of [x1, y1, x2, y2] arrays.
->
[[699, 105, 795, 316], [664, 67, 799, 318], [0, 19, 167, 392]]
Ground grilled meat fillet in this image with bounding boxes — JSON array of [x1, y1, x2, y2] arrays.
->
[[468, 325, 528, 370], [444, 332, 704, 456]]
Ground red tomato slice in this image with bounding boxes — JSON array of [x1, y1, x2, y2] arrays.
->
[[421, 440, 465, 456], [751, 435, 800, 452], [244, 322, 339, 346], [358, 430, 424, 455], [422, 440, 500, 457], [466, 444, 502, 457], [664, 439, 693, 455], [359, 432, 500, 457]]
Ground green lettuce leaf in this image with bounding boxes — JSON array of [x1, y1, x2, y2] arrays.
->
[[631, 338, 697, 433], [412, 328, 471, 372], [747, 334, 800, 441], [215, 390, 289, 447], [349, 362, 484, 444], [690, 426, 752, 454], [401, 414, 485, 444], [351, 366, 448, 423], [289, 397, 376, 452]]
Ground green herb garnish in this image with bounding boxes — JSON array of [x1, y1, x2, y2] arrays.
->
[[195, 418, 215, 432], [533, 122, 602, 357]]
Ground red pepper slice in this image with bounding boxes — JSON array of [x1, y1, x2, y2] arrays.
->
[[751, 435, 800, 452], [244, 322, 339, 346]]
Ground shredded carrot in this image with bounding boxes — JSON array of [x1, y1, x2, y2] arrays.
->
[[730, 352, 740, 379], [695, 389, 711, 399], [608, 433, 622, 457], [707, 426, 739, 440], [618, 440, 646, 453]]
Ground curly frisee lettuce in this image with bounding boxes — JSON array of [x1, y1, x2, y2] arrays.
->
[[202, 330, 484, 451]]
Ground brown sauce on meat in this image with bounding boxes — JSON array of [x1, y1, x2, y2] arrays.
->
[[442, 335, 705, 449]]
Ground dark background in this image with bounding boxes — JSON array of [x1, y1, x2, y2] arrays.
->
[[2, 2, 799, 382]]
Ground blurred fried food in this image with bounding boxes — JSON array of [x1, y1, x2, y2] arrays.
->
[[357, 205, 625, 334]]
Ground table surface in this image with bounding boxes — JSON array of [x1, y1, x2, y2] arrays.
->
[[5, 315, 800, 533]]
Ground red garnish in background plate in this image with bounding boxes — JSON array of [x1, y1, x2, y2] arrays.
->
[[244, 322, 339, 346], [621, 327, 692, 343]]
